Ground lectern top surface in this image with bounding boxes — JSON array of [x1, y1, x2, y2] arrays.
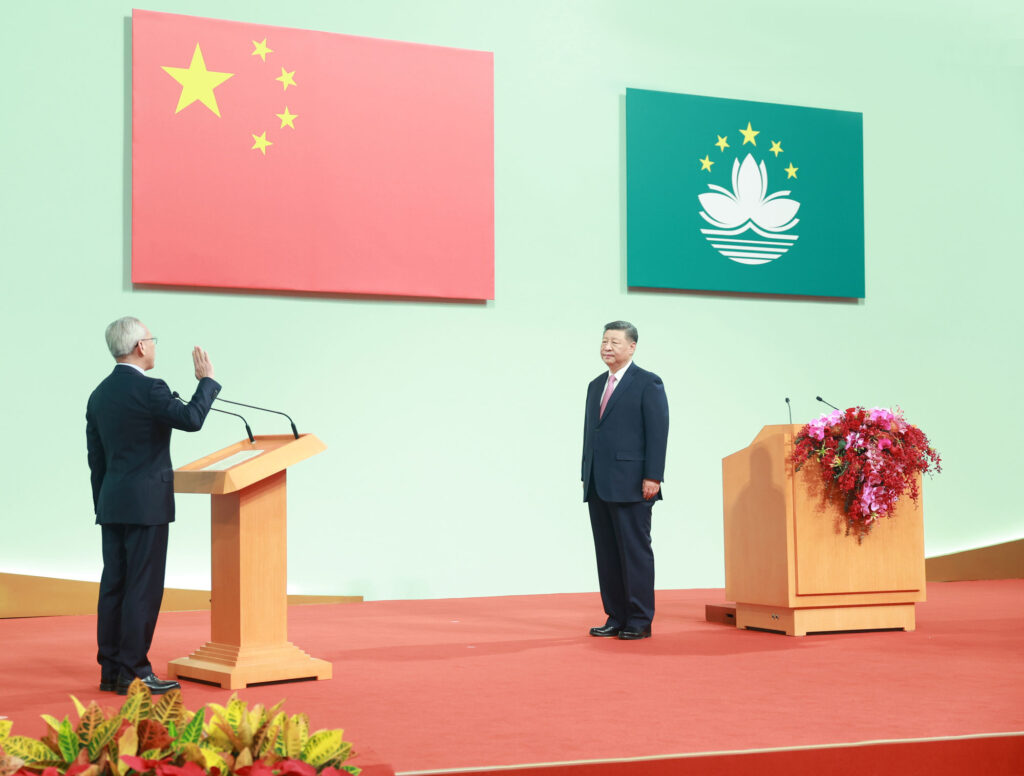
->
[[199, 449, 265, 471], [173, 434, 326, 494]]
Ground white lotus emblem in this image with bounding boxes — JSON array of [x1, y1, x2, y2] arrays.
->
[[698, 153, 801, 265]]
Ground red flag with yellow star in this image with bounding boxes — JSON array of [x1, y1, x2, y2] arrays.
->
[[132, 9, 494, 299]]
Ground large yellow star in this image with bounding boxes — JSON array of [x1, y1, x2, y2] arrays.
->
[[276, 68, 297, 90], [739, 122, 759, 146], [699, 155, 714, 171], [769, 140, 783, 157], [715, 135, 729, 152], [785, 162, 798, 179], [276, 107, 298, 129], [162, 44, 234, 117], [252, 38, 273, 62], [252, 132, 273, 155]]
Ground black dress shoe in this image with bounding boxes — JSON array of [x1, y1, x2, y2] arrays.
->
[[116, 673, 181, 695], [589, 624, 622, 637], [100, 675, 118, 692], [618, 627, 652, 640]]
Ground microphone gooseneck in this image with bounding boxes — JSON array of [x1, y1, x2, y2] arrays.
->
[[215, 397, 299, 439], [174, 391, 255, 444], [785, 397, 792, 425], [816, 395, 841, 412]]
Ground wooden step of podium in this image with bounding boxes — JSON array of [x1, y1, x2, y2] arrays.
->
[[735, 602, 917, 636], [168, 640, 332, 689], [704, 604, 737, 626]]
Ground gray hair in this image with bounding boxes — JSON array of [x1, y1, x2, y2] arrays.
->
[[105, 317, 147, 358], [604, 320, 638, 344]]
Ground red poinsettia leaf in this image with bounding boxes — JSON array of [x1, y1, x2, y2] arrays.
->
[[277, 759, 317, 776], [156, 762, 207, 776], [120, 755, 163, 771]]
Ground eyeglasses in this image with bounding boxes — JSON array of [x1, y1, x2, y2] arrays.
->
[[137, 337, 158, 346]]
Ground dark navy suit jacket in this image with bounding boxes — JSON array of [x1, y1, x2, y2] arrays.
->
[[86, 365, 221, 525], [582, 363, 669, 503]]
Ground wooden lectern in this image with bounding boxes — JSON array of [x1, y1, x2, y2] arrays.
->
[[168, 434, 332, 688], [722, 425, 925, 636]]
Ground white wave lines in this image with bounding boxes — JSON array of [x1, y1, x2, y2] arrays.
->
[[700, 225, 800, 266]]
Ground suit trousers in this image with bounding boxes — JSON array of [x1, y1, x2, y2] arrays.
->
[[587, 488, 655, 630], [97, 523, 169, 679]]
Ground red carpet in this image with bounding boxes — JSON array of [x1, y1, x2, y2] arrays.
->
[[1, 581, 1022, 775]]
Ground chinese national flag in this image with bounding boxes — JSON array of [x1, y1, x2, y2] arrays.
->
[[132, 9, 494, 299]]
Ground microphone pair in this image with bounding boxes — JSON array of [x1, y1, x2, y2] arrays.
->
[[172, 393, 298, 444], [784, 395, 841, 425]]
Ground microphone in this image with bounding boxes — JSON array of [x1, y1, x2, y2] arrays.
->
[[173, 391, 254, 444], [816, 395, 841, 412], [215, 397, 299, 439], [785, 397, 792, 424]]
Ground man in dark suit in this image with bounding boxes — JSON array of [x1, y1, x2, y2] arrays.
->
[[582, 321, 669, 640], [86, 316, 220, 694]]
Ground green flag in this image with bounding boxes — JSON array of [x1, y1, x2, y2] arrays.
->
[[626, 89, 864, 298]]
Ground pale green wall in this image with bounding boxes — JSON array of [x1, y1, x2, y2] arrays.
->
[[2, 1, 1021, 600]]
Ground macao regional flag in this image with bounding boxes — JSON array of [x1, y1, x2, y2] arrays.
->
[[626, 88, 864, 298], [132, 9, 493, 299]]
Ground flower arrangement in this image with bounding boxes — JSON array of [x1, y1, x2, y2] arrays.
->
[[789, 406, 941, 540], [0, 680, 359, 776]]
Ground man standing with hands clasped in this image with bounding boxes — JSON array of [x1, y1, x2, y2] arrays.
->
[[87, 316, 221, 694], [582, 321, 669, 640]]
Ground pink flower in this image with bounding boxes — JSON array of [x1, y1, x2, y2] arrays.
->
[[877, 437, 892, 451], [868, 407, 895, 424]]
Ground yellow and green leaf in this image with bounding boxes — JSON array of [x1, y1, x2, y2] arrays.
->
[[86, 718, 121, 761], [282, 720, 303, 760], [57, 717, 81, 763], [177, 706, 206, 747], [301, 730, 343, 769], [70, 695, 87, 720], [40, 715, 61, 733], [198, 746, 229, 773], [3, 736, 63, 767], [118, 694, 143, 726], [116, 723, 138, 772], [152, 690, 185, 728], [76, 702, 104, 743]]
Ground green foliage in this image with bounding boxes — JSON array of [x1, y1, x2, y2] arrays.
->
[[56, 719, 79, 763], [3, 684, 359, 776]]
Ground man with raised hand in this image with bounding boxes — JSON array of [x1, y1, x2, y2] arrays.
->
[[87, 316, 220, 694]]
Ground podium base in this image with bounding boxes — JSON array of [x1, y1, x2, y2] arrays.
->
[[735, 602, 916, 636], [168, 641, 333, 689]]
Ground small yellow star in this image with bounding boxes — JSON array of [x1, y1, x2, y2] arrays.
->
[[715, 135, 729, 152], [252, 38, 273, 62], [251, 131, 273, 155], [161, 44, 234, 117], [785, 162, 798, 179], [276, 107, 298, 129], [276, 68, 297, 90], [769, 140, 783, 157], [699, 155, 714, 171], [739, 122, 759, 146]]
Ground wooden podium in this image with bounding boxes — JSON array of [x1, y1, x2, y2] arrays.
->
[[168, 434, 333, 688], [722, 424, 925, 636]]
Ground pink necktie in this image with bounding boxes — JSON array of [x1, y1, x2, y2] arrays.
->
[[599, 375, 617, 417]]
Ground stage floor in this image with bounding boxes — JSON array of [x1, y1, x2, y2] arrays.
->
[[1, 581, 1022, 774]]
